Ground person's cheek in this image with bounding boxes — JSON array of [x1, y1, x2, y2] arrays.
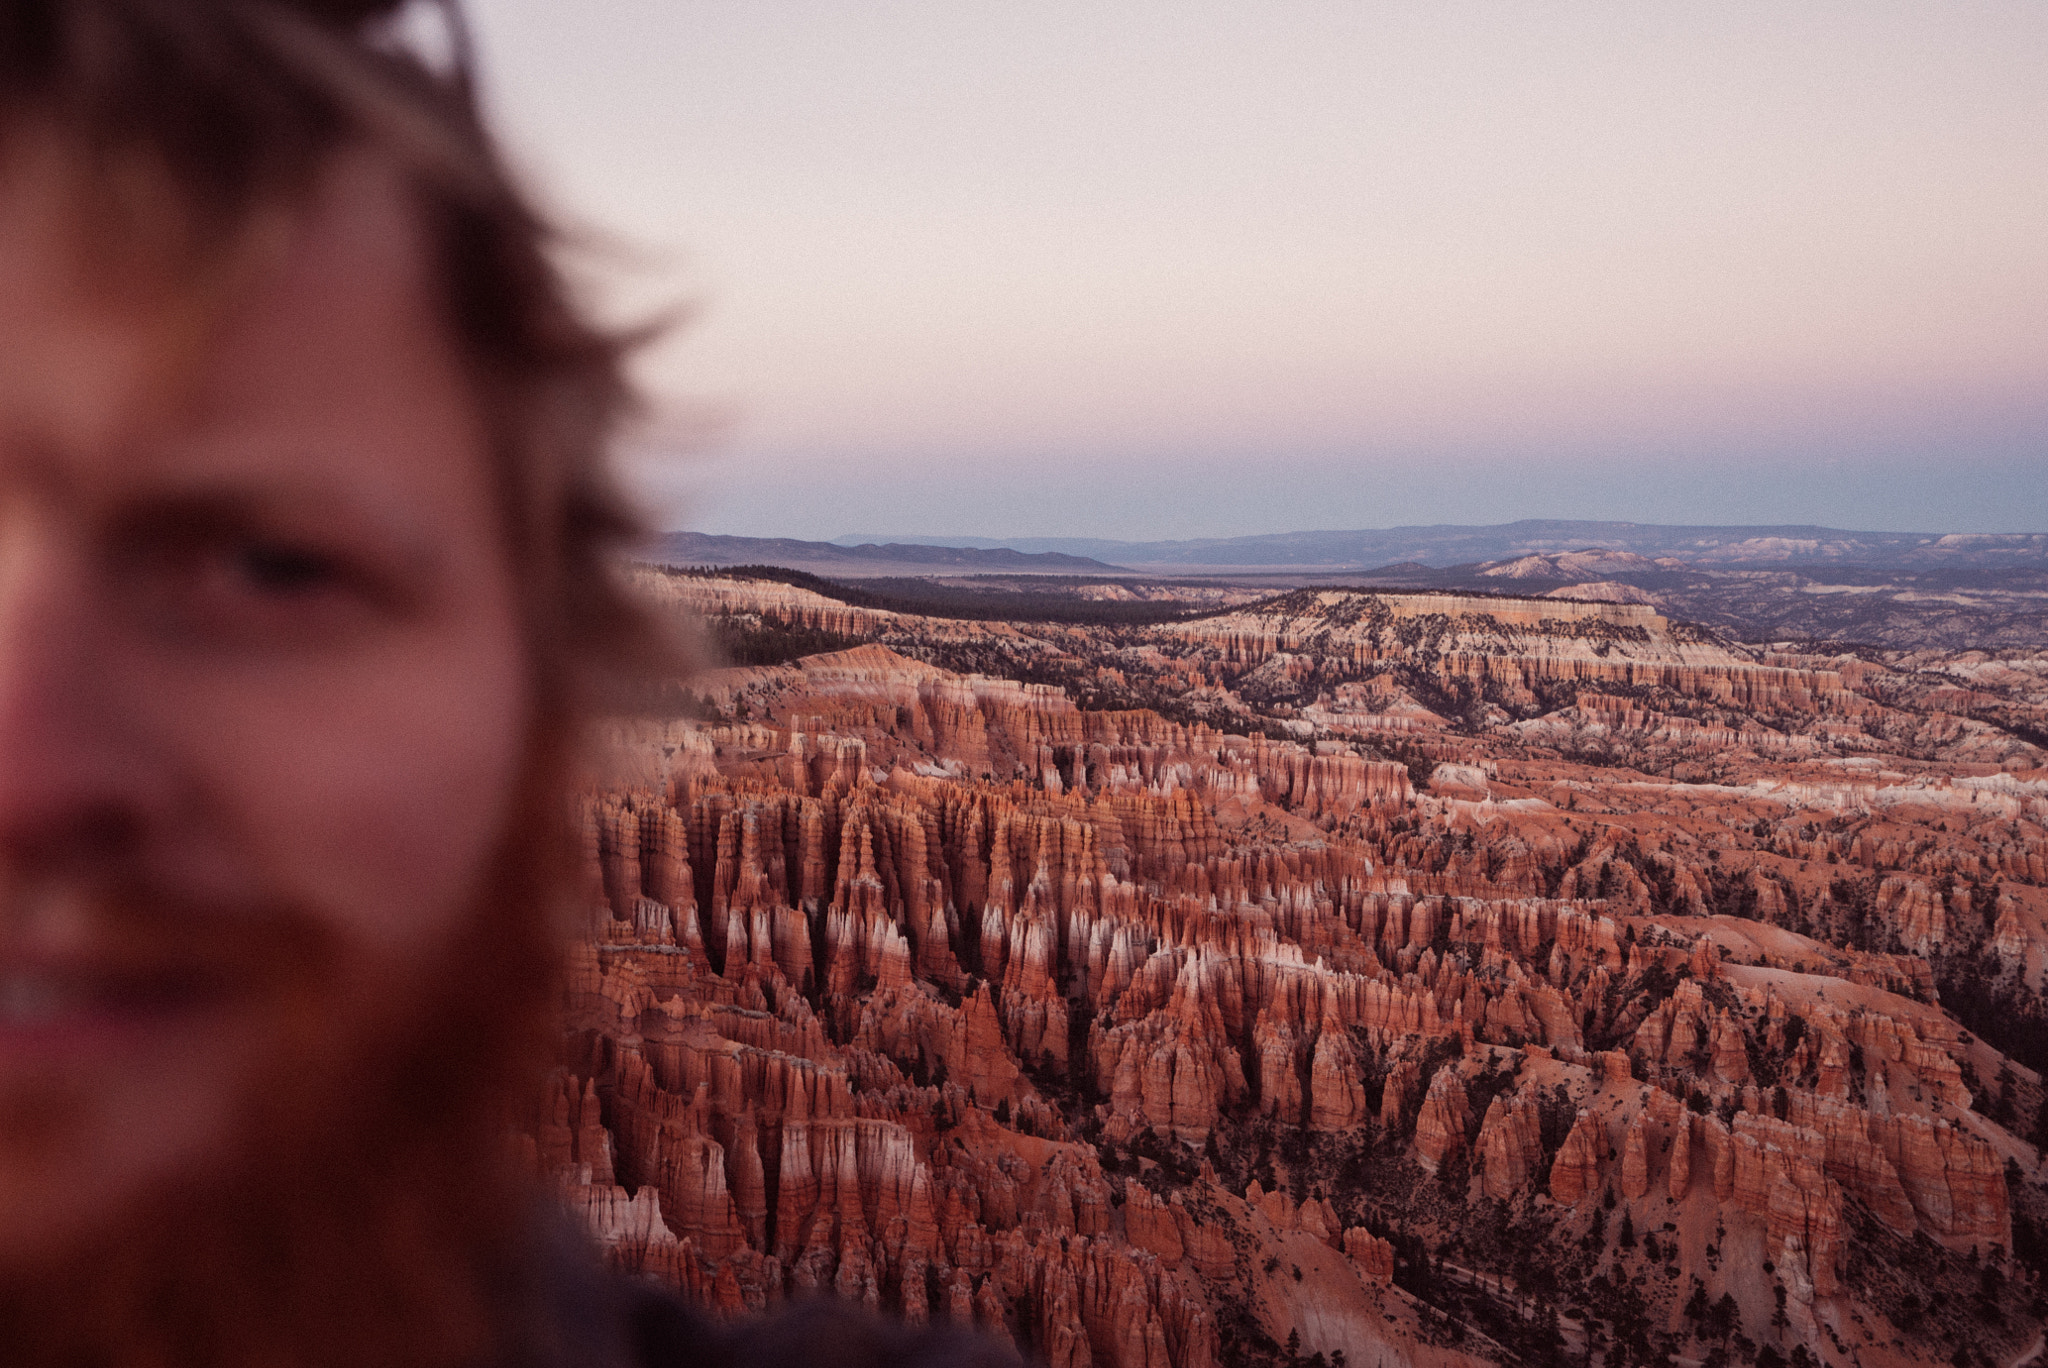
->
[[146, 627, 528, 958], [311, 665, 522, 945]]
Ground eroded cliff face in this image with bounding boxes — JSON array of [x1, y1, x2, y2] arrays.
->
[[540, 578, 2048, 1368]]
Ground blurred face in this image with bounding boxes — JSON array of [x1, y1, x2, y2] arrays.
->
[[0, 145, 530, 1265]]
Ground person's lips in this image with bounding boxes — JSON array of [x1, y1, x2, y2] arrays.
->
[[0, 960, 241, 1063]]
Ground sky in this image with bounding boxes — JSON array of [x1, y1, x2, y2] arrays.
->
[[464, 1, 2048, 542]]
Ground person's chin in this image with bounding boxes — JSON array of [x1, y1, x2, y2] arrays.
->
[[0, 1002, 264, 1269]]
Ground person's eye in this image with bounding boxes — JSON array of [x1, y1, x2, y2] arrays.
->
[[107, 513, 405, 649], [229, 540, 346, 596], [162, 533, 380, 641]]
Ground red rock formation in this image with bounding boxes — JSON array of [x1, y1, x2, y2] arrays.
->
[[1308, 1028, 1371, 1130], [1620, 1111, 1651, 1200], [1476, 1089, 1545, 1201], [1549, 1110, 1604, 1205], [551, 585, 2044, 1364], [1342, 1228, 1395, 1281], [1724, 1114, 1846, 1300], [1122, 1182, 1184, 1267], [1668, 1112, 1693, 1200], [1414, 1067, 1472, 1175]]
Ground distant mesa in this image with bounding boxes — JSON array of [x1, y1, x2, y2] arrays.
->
[[827, 520, 2048, 572], [1538, 579, 1660, 605], [1478, 549, 1664, 580], [645, 531, 1123, 575]]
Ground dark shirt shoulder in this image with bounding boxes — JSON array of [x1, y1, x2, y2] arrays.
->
[[620, 1282, 1025, 1368], [518, 1210, 1022, 1368]]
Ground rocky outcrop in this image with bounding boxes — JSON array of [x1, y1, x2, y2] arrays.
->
[[1723, 1114, 1846, 1301], [1308, 1027, 1372, 1129], [1342, 1228, 1395, 1281], [1158, 590, 1870, 719], [1121, 1182, 1184, 1267], [1549, 1110, 1604, 1205], [1476, 1089, 1545, 1200], [1414, 1068, 1472, 1175], [1620, 1112, 1651, 1200], [1668, 1113, 1693, 1200]]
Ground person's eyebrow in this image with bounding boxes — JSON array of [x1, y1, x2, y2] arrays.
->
[[98, 482, 446, 588]]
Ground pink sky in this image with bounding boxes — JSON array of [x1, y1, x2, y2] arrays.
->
[[470, 1, 2048, 539]]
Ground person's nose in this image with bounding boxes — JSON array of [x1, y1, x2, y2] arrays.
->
[[0, 505, 146, 867]]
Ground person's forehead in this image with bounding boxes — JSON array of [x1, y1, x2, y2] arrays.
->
[[0, 139, 198, 466], [0, 143, 476, 509], [193, 153, 444, 421]]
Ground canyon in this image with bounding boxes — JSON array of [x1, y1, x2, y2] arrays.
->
[[542, 567, 2048, 1368]]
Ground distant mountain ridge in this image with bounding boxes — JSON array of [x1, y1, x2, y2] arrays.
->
[[830, 519, 2048, 569], [645, 531, 1120, 572]]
